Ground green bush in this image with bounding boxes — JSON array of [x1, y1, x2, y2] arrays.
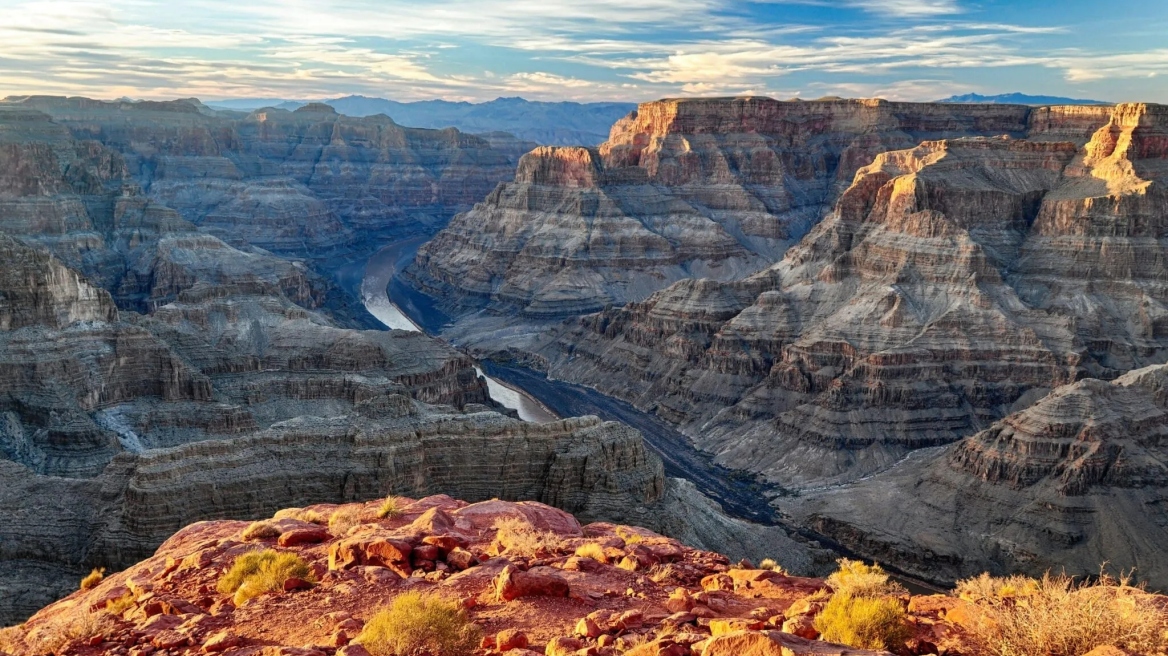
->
[[217, 549, 313, 605], [825, 558, 905, 598], [357, 592, 481, 656], [814, 593, 910, 651]]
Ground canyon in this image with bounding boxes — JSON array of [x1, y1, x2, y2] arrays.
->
[[0, 97, 820, 626], [405, 97, 1168, 587]]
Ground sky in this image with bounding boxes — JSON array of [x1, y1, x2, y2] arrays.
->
[[1, 0, 1167, 104]]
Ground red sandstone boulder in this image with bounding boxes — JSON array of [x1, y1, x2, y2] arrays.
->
[[493, 565, 570, 601]]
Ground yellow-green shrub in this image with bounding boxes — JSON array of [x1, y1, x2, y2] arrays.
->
[[574, 542, 607, 562], [377, 497, 404, 520], [814, 593, 910, 651], [958, 572, 1167, 656], [825, 558, 905, 598], [217, 550, 313, 605], [357, 592, 481, 656], [80, 567, 105, 591]]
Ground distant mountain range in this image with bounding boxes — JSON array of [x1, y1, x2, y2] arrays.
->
[[205, 95, 638, 145], [937, 92, 1111, 106]]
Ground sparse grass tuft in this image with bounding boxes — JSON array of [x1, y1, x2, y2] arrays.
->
[[329, 507, 364, 536], [35, 611, 112, 654], [815, 594, 910, 651], [613, 526, 645, 545], [217, 549, 313, 605], [356, 591, 481, 656], [274, 508, 327, 525], [241, 520, 281, 541], [105, 590, 136, 616], [377, 496, 404, 520], [80, 567, 105, 591], [825, 558, 905, 598], [957, 571, 1168, 656], [574, 542, 607, 563], [493, 517, 560, 557], [759, 558, 784, 573]]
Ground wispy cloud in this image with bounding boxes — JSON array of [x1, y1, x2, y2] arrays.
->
[[0, 0, 1163, 102]]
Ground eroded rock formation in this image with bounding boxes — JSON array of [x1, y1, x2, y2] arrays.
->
[[3, 96, 535, 256], [407, 98, 1034, 317], [786, 363, 1168, 587], [540, 102, 1168, 490]]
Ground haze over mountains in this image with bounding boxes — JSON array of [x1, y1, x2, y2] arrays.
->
[[938, 92, 1111, 105], [206, 96, 638, 146]]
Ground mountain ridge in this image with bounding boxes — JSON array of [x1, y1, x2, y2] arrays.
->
[[938, 92, 1111, 105]]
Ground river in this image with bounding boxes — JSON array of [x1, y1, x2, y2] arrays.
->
[[357, 238, 946, 591], [360, 240, 557, 423]]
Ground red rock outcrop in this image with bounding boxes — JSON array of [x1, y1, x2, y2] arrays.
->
[[0, 496, 958, 656]]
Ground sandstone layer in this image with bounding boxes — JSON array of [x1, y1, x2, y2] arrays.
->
[[1, 494, 1002, 656], [407, 98, 1034, 317], [3, 96, 535, 256], [540, 102, 1168, 490], [785, 363, 1168, 588]]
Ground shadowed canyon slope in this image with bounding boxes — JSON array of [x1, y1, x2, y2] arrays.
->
[[786, 363, 1168, 586]]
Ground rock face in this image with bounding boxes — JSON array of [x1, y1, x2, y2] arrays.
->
[[786, 363, 1168, 587], [540, 102, 1168, 489], [4, 96, 535, 255], [407, 98, 1033, 317], [1, 495, 946, 656]]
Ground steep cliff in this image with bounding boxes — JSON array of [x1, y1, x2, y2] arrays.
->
[[407, 98, 1033, 317], [540, 102, 1168, 488], [786, 363, 1168, 588]]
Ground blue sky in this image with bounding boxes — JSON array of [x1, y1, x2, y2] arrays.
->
[[1, 0, 1166, 103]]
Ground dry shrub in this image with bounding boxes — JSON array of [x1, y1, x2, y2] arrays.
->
[[105, 590, 136, 616], [815, 594, 910, 650], [241, 520, 281, 541], [80, 567, 105, 591], [956, 572, 1041, 604], [0, 625, 28, 654], [35, 610, 112, 654], [574, 542, 607, 563], [613, 526, 645, 545], [274, 507, 327, 525], [377, 496, 404, 520], [217, 549, 313, 605], [329, 507, 364, 536], [826, 558, 906, 598], [493, 517, 560, 556], [357, 591, 481, 656], [759, 558, 785, 573], [958, 571, 1168, 656]]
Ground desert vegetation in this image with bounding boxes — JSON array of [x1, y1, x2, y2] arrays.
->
[[377, 496, 404, 520], [356, 591, 481, 656], [273, 507, 327, 525], [241, 520, 281, 541], [79, 567, 104, 591], [955, 571, 1167, 656], [217, 549, 313, 605], [815, 559, 910, 650], [492, 517, 561, 556], [329, 506, 365, 536]]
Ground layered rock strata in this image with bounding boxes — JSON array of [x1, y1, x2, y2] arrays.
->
[[541, 102, 1168, 488], [3, 96, 535, 256], [407, 98, 1034, 316], [786, 363, 1168, 587]]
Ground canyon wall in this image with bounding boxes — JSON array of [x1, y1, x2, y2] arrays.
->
[[407, 98, 1033, 317], [786, 362, 1168, 587], [538, 102, 1168, 488]]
